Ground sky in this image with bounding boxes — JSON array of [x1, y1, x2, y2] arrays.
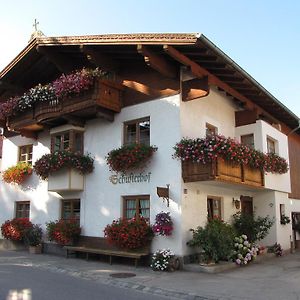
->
[[0, 0, 299, 118]]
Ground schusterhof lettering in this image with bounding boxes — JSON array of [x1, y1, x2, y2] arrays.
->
[[109, 172, 151, 184]]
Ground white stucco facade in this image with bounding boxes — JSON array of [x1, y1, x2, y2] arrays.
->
[[0, 86, 298, 256]]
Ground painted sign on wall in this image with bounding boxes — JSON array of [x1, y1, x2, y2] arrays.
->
[[109, 172, 151, 185]]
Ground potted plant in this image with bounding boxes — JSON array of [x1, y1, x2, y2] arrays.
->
[[152, 212, 174, 236], [187, 218, 236, 264], [34, 150, 94, 180], [24, 224, 43, 254], [104, 217, 153, 250], [46, 219, 81, 246], [151, 249, 179, 271], [1, 218, 33, 242], [2, 162, 33, 184], [106, 143, 157, 173]]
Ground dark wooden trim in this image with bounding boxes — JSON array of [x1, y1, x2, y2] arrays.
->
[[123, 116, 150, 145], [122, 195, 150, 220], [137, 45, 177, 78], [80, 45, 119, 72], [36, 46, 75, 73], [182, 77, 209, 101], [163, 45, 279, 125]]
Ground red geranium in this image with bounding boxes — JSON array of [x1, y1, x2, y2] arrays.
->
[[46, 219, 81, 246], [1, 218, 33, 241], [106, 144, 157, 173], [104, 217, 153, 250]]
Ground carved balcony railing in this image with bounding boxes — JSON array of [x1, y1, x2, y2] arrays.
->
[[182, 158, 264, 188], [8, 79, 123, 132]]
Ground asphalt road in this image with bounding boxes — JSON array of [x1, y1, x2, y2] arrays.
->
[[0, 263, 169, 300]]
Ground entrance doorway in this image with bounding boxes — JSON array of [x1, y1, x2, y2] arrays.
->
[[240, 196, 253, 215]]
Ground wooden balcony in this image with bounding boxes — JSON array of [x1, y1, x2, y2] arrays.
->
[[7, 79, 123, 132], [182, 158, 264, 188]]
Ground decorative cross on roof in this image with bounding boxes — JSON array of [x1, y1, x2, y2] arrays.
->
[[33, 19, 39, 32]]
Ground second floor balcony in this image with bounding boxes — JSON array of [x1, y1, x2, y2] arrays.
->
[[5, 75, 123, 134]]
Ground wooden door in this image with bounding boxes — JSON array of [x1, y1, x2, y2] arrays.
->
[[240, 195, 253, 216]]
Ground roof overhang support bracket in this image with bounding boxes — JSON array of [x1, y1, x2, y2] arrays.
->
[[80, 45, 119, 72], [36, 46, 75, 74], [137, 45, 177, 79], [182, 76, 209, 101], [163, 45, 279, 124]]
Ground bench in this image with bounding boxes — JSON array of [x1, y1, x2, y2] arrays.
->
[[63, 236, 150, 267]]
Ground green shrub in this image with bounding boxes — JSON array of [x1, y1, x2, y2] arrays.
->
[[232, 212, 274, 242], [187, 218, 236, 263]]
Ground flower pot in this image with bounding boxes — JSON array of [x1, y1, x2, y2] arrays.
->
[[29, 244, 42, 254]]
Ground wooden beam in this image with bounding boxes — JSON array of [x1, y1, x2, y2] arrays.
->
[[62, 115, 86, 127], [163, 45, 279, 124], [137, 45, 177, 79], [80, 45, 119, 72], [182, 77, 209, 101], [36, 46, 75, 73], [0, 81, 24, 93]]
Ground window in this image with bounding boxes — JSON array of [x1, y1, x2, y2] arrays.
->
[[51, 130, 83, 154], [61, 199, 80, 222], [15, 201, 30, 219], [267, 137, 276, 154], [124, 117, 150, 146], [123, 195, 150, 220], [241, 134, 254, 149], [206, 123, 218, 137], [19, 145, 33, 164], [207, 197, 221, 219]]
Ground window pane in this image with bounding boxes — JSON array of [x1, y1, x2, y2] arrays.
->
[[139, 120, 150, 146], [54, 135, 62, 151], [206, 123, 218, 137], [126, 199, 136, 219], [139, 199, 150, 219], [16, 202, 30, 219], [73, 200, 80, 220], [207, 198, 221, 219], [125, 123, 137, 144], [63, 133, 70, 150], [74, 132, 83, 153], [241, 134, 254, 149], [19, 145, 33, 164], [267, 138, 276, 154], [62, 200, 80, 222]]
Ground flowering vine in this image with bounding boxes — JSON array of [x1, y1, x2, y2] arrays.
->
[[33, 150, 94, 180], [173, 134, 288, 174]]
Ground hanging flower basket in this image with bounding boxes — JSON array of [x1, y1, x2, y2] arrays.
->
[[106, 143, 157, 173], [2, 162, 33, 184], [152, 212, 174, 236]]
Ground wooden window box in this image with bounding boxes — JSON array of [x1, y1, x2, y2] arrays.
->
[[48, 168, 84, 192], [182, 158, 264, 188]]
